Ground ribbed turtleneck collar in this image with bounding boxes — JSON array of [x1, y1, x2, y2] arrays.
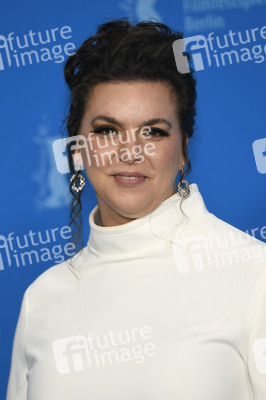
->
[[87, 183, 208, 257]]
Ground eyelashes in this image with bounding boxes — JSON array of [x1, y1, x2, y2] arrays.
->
[[91, 126, 118, 136], [144, 128, 170, 138], [91, 126, 170, 138]]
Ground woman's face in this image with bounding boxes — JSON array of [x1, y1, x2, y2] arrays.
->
[[78, 81, 186, 227]]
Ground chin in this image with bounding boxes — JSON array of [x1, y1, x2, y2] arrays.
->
[[112, 196, 154, 218]]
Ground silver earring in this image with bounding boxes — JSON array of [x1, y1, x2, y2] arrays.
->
[[70, 161, 85, 193], [177, 166, 190, 197]]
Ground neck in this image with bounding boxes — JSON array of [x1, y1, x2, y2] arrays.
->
[[88, 183, 207, 258], [95, 208, 135, 227], [95, 185, 177, 227]]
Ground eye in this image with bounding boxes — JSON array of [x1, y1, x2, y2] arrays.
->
[[142, 128, 169, 138], [91, 126, 118, 136]]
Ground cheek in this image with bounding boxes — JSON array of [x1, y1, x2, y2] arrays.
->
[[148, 140, 182, 169]]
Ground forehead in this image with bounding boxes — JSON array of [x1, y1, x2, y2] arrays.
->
[[83, 80, 178, 124]]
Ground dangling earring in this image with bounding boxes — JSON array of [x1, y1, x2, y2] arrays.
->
[[177, 165, 190, 197], [70, 161, 85, 193]]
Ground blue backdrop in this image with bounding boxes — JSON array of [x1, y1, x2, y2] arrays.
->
[[1, 0, 266, 398]]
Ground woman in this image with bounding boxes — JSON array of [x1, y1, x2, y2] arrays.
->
[[6, 18, 266, 400]]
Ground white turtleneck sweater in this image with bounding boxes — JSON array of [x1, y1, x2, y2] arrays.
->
[[6, 183, 266, 400]]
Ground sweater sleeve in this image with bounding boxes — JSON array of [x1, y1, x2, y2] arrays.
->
[[6, 290, 29, 400], [248, 266, 266, 400]]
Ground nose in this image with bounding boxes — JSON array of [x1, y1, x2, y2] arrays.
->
[[117, 128, 143, 164]]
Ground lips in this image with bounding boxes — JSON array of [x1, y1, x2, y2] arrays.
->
[[113, 172, 146, 186], [114, 172, 146, 177]]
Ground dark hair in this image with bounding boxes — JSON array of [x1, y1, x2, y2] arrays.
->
[[63, 17, 197, 259]]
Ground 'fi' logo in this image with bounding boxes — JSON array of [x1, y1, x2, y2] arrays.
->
[[173, 235, 213, 273], [172, 35, 211, 74], [0, 35, 11, 71], [0, 234, 11, 270], [52, 135, 91, 174], [252, 138, 266, 174], [52, 335, 91, 373]]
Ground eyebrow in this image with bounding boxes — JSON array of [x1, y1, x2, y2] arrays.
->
[[90, 115, 173, 130]]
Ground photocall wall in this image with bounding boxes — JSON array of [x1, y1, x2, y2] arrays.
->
[[0, 0, 265, 397]]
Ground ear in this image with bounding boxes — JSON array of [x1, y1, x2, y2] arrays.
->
[[72, 149, 84, 172], [179, 135, 188, 170]]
